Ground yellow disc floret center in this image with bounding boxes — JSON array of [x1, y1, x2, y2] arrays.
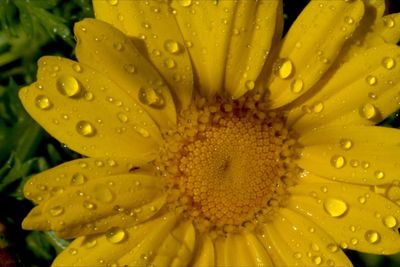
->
[[159, 96, 297, 232]]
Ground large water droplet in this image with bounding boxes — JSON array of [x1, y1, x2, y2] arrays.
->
[[106, 227, 127, 243], [35, 95, 52, 110], [93, 184, 115, 203], [138, 87, 165, 109], [383, 17, 395, 28], [76, 121, 96, 137], [374, 170, 385, 180], [359, 103, 378, 120], [71, 173, 87, 185], [273, 58, 293, 79], [364, 230, 380, 244], [323, 198, 348, 217], [290, 79, 304, 93], [383, 215, 397, 228], [382, 57, 396, 70], [49, 206, 64, 216], [164, 40, 181, 54], [330, 155, 346, 169], [57, 76, 81, 97], [387, 185, 400, 201]]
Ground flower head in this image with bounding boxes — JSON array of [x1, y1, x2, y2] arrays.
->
[[19, 0, 400, 266]]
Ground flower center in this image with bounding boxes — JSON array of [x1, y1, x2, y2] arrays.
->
[[158, 96, 298, 233]]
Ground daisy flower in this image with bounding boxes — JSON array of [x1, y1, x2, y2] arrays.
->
[[19, 0, 400, 266]]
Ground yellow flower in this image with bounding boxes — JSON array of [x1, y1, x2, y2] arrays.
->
[[19, 0, 400, 266]]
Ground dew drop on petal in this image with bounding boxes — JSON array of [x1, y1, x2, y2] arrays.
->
[[138, 87, 165, 109], [273, 58, 293, 79], [164, 40, 181, 54], [290, 79, 303, 93], [245, 80, 255, 90], [330, 155, 346, 169], [365, 75, 377, 86], [387, 185, 400, 201], [117, 112, 128, 123], [106, 227, 127, 243], [312, 256, 322, 265], [84, 92, 94, 101], [383, 17, 395, 28], [164, 58, 176, 69], [327, 243, 338, 253], [339, 138, 353, 150], [312, 102, 324, 113], [71, 173, 87, 185], [83, 201, 96, 210], [358, 196, 366, 204], [57, 76, 81, 97], [72, 63, 83, 73], [293, 252, 302, 259], [382, 57, 396, 70], [323, 198, 348, 217], [123, 64, 136, 74], [35, 95, 52, 110], [49, 206, 64, 217], [76, 121, 97, 137], [383, 215, 397, 228], [113, 42, 124, 51], [359, 103, 378, 120], [374, 170, 385, 180], [134, 126, 150, 138], [364, 230, 380, 244], [344, 16, 354, 24], [107, 0, 118, 6], [69, 248, 78, 255], [93, 184, 115, 203], [178, 0, 192, 7]]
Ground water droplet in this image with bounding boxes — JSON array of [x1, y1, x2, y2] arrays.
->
[[134, 126, 150, 138], [84, 238, 97, 248], [72, 63, 83, 73], [57, 76, 81, 97], [113, 42, 124, 51], [69, 248, 78, 255], [164, 58, 176, 69], [382, 57, 396, 69], [364, 230, 380, 244], [35, 95, 52, 110], [138, 87, 165, 109], [383, 215, 397, 228], [290, 79, 304, 93], [387, 185, 400, 200], [83, 201, 96, 210], [84, 92, 94, 101], [293, 252, 302, 259], [164, 40, 181, 54], [71, 173, 87, 185], [312, 102, 324, 113], [178, 0, 192, 7], [107, 0, 118, 6], [374, 170, 385, 180], [106, 227, 127, 243], [76, 121, 96, 137], [117, 112, 128, 123], [123, 64, 136, 73], [93, 184, 115, 203], [273, 58, 293, 79], [383, 17, 395, 28], [330, 155, 346, 169], [49, 206, 64, 216], [358, 196, 366, 204], [312, 255, 322, 265], [365, 75, 377, 85], [344, 16, 354, 24], [361, 161, 370, 169], [359, 103, 378, 120], [327, 243, 338, 252], [351, 238, 358, 245], [245, 80, 255, 90], [323, 198, 348, 217], [339, 138, 353, 150]]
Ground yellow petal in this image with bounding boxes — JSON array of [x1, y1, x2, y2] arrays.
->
[[24, 157, 148, 204], [190, 233, 215, 267], [288, 182, 400, 254], [224, 0, 281, 99], [266, 0, 364, 108], [91, 2, 194, 111], [264, 209, 353, 267], [170, 0, 238, 97], [23, 173, 166, 238], [297, 125, 400, 185], [215, 232, 273, 267], [118, 216, 195, 267], [374, 13, 400, 44], [74, 19, 177, 129], [19, 56, 162, 159], [288, 43, 400, 132], [51, 212, 178, 267]]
